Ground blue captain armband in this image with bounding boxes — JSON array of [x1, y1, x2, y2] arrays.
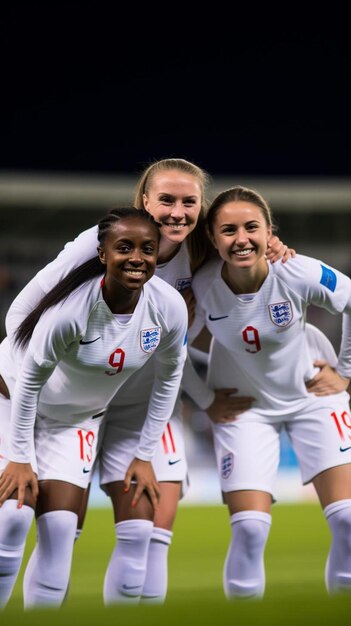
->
[[320, 265, 337, 292]]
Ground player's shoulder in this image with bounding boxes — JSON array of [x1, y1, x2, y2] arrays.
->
[[193, 256, 222, 287], [272, 253, 318, 273], [146, 275, 187, 307], [272, 253, 348, 285], [271, 253, 328, 283], [41, 278, 100, 328]]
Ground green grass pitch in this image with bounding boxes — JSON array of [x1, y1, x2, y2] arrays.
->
[[2, 502, 350, 624]]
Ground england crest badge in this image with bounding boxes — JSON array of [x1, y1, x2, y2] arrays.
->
[[140, 327, 161, 353], [221, 452, 234, 479], [175, 277, 192, 292], [268, 301, 293, 327]]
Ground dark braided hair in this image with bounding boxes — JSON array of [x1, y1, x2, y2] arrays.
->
[[15, 207, 161, 348]]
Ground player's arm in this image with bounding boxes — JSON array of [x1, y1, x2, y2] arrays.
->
[[0, 353, 55, 508], [0, 310, 76, 508], [126, 295, 188, 509], [5, 226, 99, 339], [301, 263, 351, 395], [335, 296, 351, 388]]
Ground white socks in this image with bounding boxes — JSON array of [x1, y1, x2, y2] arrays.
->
[[141, 527, 173, 603], [23, 510, 78, 608], [0, 500, 34, 607], [103, 519, 153, 605], [224, 510, 272, 599], [324, 499, 351, 594]]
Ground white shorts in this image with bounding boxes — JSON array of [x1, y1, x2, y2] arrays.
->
[[213, 391, 351, 500], [99, 400, 189, 497], [34, 411, 103, 488], [0, 393, 103, 489]]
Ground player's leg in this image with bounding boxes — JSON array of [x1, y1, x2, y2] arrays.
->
[[23, 481, 83, 608], [0, 394, 35, 607], [102, 481, 154, 605], [141, 412, 188, 603], [140, 481, 180, 603], [224, 490, 272, 599], [100, 404, 157, 605], [0, 495, 35, 608], [22, 412, 101, 608], [288, 393, 351, 595], [212, 417, 280, 600], [313, 464, 351, 594]]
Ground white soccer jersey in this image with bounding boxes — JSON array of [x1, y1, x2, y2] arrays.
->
[[108, 241, 193, 405], [5, 229, 196, 401], [6, 274, 188, 463], [192, 254, 351, 416]]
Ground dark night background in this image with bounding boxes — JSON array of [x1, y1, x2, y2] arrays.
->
[[1, 4, 350, 178]]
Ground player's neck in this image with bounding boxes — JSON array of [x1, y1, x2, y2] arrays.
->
[[222, 260, 269, 295], [157, 238, 181, 265], [102, 283, 142, 314]]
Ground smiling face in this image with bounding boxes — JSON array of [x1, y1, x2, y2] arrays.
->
[[98, 216, 159, 295], [143, 169, 202, 245], [210, 200, 272, 270]]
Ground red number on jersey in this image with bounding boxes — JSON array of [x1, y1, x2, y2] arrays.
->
[[77, 429, 95, 462], [242, 325, 261, 353], [108, 348, 125, 373]]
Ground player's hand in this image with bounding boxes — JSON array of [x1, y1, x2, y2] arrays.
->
[[206, 388, 255, 423], [0, 461, 38, 508], [305, 360, 350, 395], [124, 458, 160, 511], [182, 287, 196, 328], [266, 235, 296, 264]]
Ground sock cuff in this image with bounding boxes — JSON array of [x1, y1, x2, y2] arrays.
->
[[230, 510, 272, 527], [151, 527, 173, 545], [324, 499, 351, 520], [1, 499, 34, 520], [115, 519, 153, 538], [37, 510, 78, 521]]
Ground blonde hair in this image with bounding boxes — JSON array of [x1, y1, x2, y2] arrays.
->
[[134, 158, 213, 272]]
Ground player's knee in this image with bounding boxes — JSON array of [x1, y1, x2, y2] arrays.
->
[[116, 519, 153, 547], [236, 519, 269, 555], [0, 501, 34, 547]]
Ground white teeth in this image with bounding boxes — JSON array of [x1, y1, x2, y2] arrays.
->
[[235, 249, 252, 256], [125, 270, 144, 276], [165, 223, 186, 230]]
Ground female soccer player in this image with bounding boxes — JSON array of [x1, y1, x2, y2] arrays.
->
[[0, 207, 188, 608], [4, 159, 292, 604], [189, 185, 351, 599]]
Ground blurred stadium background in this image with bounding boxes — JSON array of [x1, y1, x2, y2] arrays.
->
[[1, 172, 350, 508]]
